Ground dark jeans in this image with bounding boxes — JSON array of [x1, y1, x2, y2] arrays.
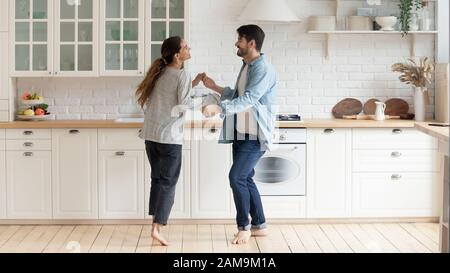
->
[[145, 140, 182, 225], [230, 136, 267, 231]]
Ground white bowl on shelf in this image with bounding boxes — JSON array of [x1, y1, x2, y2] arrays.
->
[[375, 16, 398, 31]]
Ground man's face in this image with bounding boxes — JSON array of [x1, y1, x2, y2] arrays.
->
[[235, 36, 253, 57]]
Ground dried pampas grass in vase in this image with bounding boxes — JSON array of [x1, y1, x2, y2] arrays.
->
[[392, 57, 435, 121]]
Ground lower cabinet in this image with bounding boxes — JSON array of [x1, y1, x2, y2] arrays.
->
[[0, 149, 7, 219], [144, 151, 191, 219], [52, 129, 98, 219], [306, 128, 352, 218], [6, 151, 52, 219], [99, 151, 145, 219], [262, 196, 306, 218], [191, 128, 234, 219], [352, 172, 440, 217]]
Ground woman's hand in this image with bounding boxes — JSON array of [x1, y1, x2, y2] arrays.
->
[[192, 73, 206, 88]]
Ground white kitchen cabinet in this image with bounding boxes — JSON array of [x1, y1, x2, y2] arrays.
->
[[54, 0, 99, 76], [6, 151, 52, 219], [0, 130, 6, 219], [52, 129, 98, 219], [262, 196, 306, 219], [99, 150, 144, 219], [144, 151, 191, 219], [0, 0, 8, 31], [100, 0, 145, 76], [10, 0, 54, 76], [146, 0, 189, 68], [352, 172, 440, 217], [191, 128, 233, 219], [307, 128, 352, 218], [0, 32, 9, 100], [353, 128, 437, 150]]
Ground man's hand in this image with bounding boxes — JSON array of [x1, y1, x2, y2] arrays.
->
[[192, 73, 206, 88], [202, 104, 222, 118], [202, 75, 224, 95]]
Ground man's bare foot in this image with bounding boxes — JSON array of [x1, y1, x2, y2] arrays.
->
[[151, 224, 169, 246], [232, 230, 251, 245], [251, 228, 269, 237]]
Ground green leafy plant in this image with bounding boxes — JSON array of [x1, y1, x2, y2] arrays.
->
[[399, 0, 423, 36]]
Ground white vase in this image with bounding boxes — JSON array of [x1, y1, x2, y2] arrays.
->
[[414, 87, 426, 121]]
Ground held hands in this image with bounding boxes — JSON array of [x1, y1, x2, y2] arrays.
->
[[192, 72, 206, 88]]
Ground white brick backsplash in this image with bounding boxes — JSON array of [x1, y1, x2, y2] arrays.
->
[[13, 0, 436, 120]]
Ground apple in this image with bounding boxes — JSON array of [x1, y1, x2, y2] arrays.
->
[[35, 108, 45, 116]]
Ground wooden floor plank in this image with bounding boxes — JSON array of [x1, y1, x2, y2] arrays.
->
[[359, 224, 398, 253], [135, 225, 152, 253], [167, 225, 184, 253], [197, 225, 213, 253], [413, 223, 440, 244], [17, 226, 61, 253], [332, 224, 368, 253], [211, 225, 228, 253], [89, 226, 115, 253], [182, 225, 198, 253], [0, 226, 21, 249], [256, 225, 291, 253], [120, 225, 143, 253], [400, 223, 439, 253], [0, 226, 34, 253], [319, 224, 353, 253], [347, 224, 388, 253], [279, 225, 306, 253], [292, 225, 322, 253], [42, 226, 76, 253]]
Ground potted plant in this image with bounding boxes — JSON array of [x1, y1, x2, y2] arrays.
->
[[392, 57, 435, 121], [398, 0, 423, 35]]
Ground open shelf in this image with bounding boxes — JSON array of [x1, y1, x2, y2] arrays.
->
[[308, 30, 438, 34]]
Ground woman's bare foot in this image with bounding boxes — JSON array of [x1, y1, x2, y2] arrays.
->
[[151, 224, 169, 246], [232, 230, 251, 245], [251, 228, 269, 237]]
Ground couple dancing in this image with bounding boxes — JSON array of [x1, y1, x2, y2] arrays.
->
[[136, 25, 277, 246]]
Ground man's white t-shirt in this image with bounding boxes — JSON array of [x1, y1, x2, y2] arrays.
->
[[236, 64, 258, 136]]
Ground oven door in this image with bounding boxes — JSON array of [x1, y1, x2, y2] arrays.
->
[[254, 144, 306, 196]]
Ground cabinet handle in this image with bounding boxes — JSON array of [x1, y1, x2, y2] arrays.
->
[[116, 152, 126, 156], [23, 130, 34, 136], [391, 151, 402, 158], [69, 130, 80, 134], [392, 129, 403, 134], [391, 174, 402, 180], [324, 129, 334, 134], [209, 128, 218, 133], [23, 142, 34, 147], [23, 152, 33, 157]]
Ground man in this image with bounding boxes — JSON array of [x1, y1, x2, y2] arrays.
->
[[202, 25, 277, 245]]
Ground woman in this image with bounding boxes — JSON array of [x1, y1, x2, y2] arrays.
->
[[136, 36, 204, 246]]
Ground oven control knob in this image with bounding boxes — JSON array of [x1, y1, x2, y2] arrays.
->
[[279, 134, 287, 141]]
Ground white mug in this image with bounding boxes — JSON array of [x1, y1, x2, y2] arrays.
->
[[374, 101, 386, 121]]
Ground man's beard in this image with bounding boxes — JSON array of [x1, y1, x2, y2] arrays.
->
[[237, 47, 248, 57]]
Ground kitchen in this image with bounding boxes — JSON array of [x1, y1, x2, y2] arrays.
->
[[0, 0, 449, 255]]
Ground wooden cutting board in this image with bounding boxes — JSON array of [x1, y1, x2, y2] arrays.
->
[[332, 98, 363, 118], [363, 98, 380, 115], [385, 98, 409, 116]]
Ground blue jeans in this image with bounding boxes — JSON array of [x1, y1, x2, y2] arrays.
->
[[230, 137, 267, 231]]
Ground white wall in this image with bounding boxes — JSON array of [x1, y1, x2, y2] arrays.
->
[[437, 0, 449, 63], [17, 0, 437, 120]]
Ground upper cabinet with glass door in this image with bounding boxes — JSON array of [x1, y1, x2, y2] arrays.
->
[[146, 0, 188, 69], [100, 0, 145, 76], [10, 0, 53, 76], [54, 0, 99, 76]]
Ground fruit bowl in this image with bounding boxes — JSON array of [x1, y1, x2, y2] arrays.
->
[[17, 114, 51, 121], [21, 99, 44, 106]]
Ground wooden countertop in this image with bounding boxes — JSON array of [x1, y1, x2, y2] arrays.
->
[[415, 122, 449, 143], [0, 119, 418, 129]]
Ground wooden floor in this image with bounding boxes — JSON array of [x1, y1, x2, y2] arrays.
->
[[0, 223, 440, 253]]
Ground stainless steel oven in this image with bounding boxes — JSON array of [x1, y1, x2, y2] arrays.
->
[[254, 128, 306, 196]]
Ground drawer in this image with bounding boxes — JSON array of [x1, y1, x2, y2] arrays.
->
[[353, 150, 440, 172], [261, 196, 306, 218], [0, 100, 8, 111], [353, 128, 437, 150], [6, 129, 51, 140], [0, 111, 8, 122], [99, 129, 144, 150], [352, 172, 440, 217], [6, 140, 52, 151]]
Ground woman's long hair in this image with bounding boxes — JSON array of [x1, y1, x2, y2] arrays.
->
[[136, 36, 182, 108]]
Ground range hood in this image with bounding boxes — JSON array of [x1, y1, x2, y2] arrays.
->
[[238, 0, 300, 22]]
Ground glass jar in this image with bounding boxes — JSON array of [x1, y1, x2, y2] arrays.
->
[[409, 12, 419, 31]]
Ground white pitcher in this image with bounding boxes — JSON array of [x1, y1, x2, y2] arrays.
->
[[374, 101, 386, 121]]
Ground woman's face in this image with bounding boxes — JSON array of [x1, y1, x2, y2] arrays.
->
[[177, 39, 191, 62]]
